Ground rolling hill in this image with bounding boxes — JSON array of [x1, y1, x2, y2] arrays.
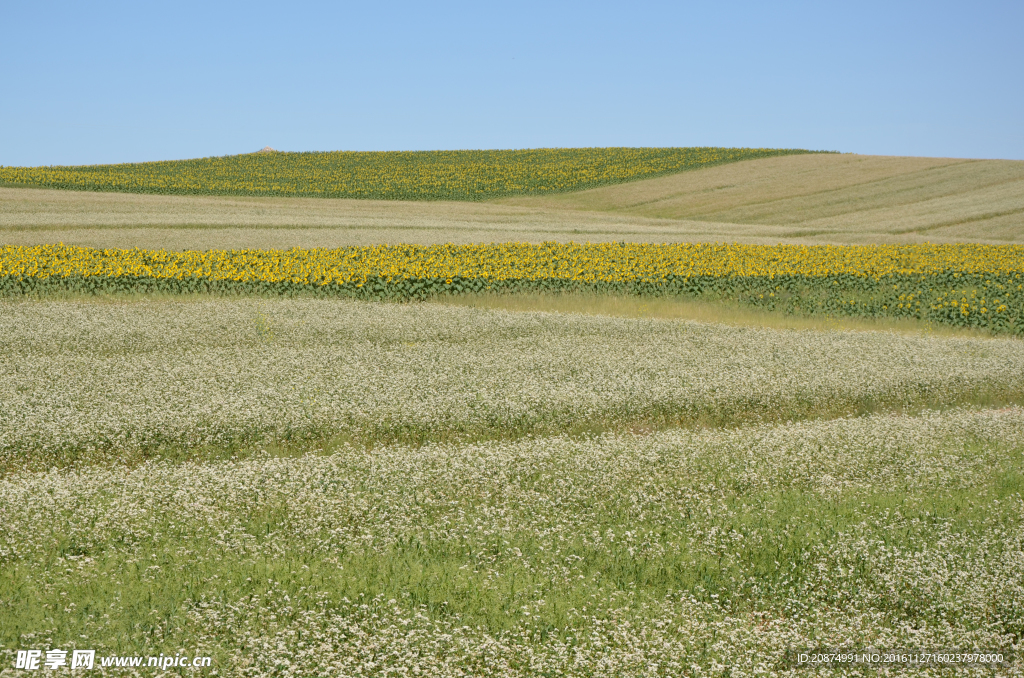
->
[[1, 152, 1021, 250]]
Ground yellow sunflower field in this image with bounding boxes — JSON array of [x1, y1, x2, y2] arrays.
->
[[2, 242, 1021, 333], [0, 147, 813, 200]]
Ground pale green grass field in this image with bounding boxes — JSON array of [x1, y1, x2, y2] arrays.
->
[[432, 290, 1001, 337]]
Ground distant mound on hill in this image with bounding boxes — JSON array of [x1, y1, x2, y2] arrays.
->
[[0, 147, 819, 201]]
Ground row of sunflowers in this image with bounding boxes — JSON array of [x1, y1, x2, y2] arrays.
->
[[2, 242, 1021, 333]]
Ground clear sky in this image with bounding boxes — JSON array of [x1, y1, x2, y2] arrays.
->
[[2, 0, 1022, 166]]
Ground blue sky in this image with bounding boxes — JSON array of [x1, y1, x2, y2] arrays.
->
[[2, 1, 1022, 166]]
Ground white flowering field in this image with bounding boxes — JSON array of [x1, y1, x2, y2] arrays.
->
[[2, 298, 1023, 676], [2, 299, 1023, 472]]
